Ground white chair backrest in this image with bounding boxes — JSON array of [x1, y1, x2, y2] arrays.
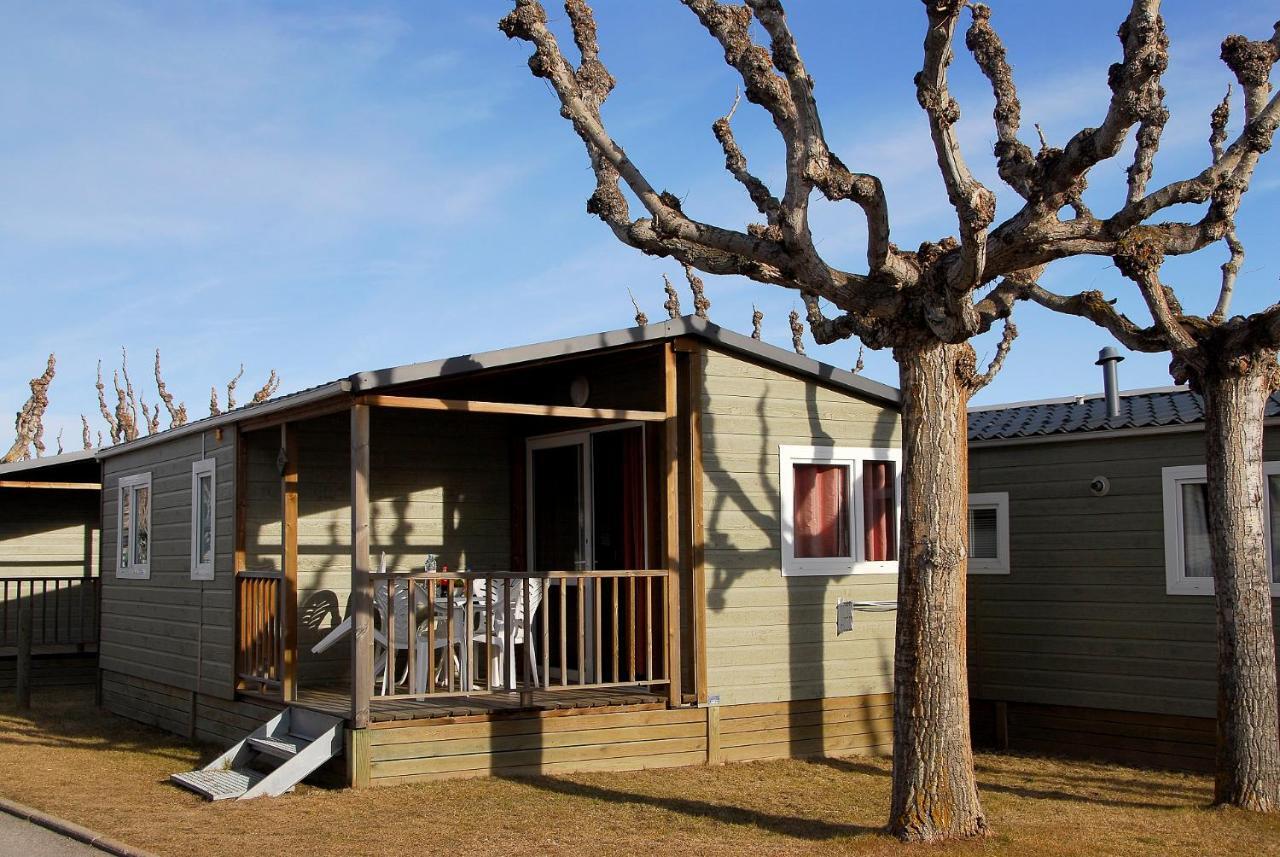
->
[[472, 577, 544, 640]]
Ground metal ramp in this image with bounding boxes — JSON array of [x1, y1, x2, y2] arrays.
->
[[171, 707, 344, 800]]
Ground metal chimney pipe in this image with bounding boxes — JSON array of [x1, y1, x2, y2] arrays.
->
[[1095, 347, 1125, 420]]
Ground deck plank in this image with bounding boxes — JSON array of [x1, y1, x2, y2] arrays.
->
[[294, 685, 666, 724]]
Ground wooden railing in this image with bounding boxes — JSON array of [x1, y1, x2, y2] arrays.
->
[[236, 570, 284, 692], [371, 570, 672, 701], [0, 576, 98, 649]]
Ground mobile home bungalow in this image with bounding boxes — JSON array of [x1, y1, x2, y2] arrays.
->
[[95, 317, 903, 797], [966, 386, 1280, 771]]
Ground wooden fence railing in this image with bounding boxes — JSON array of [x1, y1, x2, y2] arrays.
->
[[236, 570, 284, 693], [371, 570, 672, 701], [0, 576, 98, 649]]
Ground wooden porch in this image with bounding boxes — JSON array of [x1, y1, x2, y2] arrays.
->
[[228, 340, 706, 736]]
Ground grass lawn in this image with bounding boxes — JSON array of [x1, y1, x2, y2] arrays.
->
[[1, 688, 1277, 856]]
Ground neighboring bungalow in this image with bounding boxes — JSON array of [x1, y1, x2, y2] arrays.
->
[[94, 317, 903, 797], [966, 384, 1280, 771], [0, 450, 101, 689]]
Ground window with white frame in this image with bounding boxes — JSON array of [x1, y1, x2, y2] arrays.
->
[[116, 473, 152, 579], [1162, 463, 1280, 596], [968, 492, 1010, 574], [780, 445, 901, 576], [191, 459, 216, 580]]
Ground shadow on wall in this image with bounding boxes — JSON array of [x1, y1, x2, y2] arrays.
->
[[700, 365, 899, 755]]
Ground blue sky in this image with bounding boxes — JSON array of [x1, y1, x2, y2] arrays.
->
[[3, 1, 1278, 447]]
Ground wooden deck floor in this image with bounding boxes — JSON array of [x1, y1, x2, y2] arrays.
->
[[294, 686, 667, 724]]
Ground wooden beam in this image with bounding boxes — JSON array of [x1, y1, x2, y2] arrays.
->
[[686, 343, 708, 705], [0, 480, 100, 490], [350, 404, 373, 729], [280, 423, 299, 702], [237, 396, 351, 433], [663, 343, 682, 708], [358, 394, 665, 423]]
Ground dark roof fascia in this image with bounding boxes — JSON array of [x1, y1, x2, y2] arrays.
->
[[95, 381, 352, 461], [349, 316, 900, 408], [0, 449, 98, 477]]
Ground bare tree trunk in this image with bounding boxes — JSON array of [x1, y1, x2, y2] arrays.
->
[[889, 339, 986, 841], [1202, 363, 1280, 812]]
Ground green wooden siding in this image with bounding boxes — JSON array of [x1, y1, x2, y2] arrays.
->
[[699, 347, 901, 706], [100, 429, 236, 699], [968, 429, 1280, 719]]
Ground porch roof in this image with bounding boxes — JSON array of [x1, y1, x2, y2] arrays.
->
[[97, 315, 899, 460]]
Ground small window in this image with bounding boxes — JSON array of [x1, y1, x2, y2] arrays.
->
[[117, 473, 152, 579], [968, 492, 1010, 574], [780, 445, 901, 576], [191, 459, 217, 580], [1162, 463, 1280, 596]]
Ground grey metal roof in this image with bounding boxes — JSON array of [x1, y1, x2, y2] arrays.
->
[[351, 316, 899, 406], [96, 316, 898, 460], [968, 386, 1280, 442], [0, 448, 97, 477]]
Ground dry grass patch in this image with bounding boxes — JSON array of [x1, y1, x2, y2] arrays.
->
[[1, 688, 1278, 856]]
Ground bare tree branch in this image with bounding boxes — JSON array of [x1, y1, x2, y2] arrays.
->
[[751, 304, 763, 340], [918, 0, 996, 294], [628, 288, 649, 326], [81, 415, 91, 451], [154, 349, 187, 428], [961, 318, 1017, 393], [226, 365, 244, 412], [684, 263, 710, 318], [964, 4, 1037, 199], [95, 361, 120, 445], [3, 354, 55, 464], [788, 307, 805, 354], [662, 273, 681, 319], [250, 370, 281, 405], [209, 386, 221, 417], [1025, 284, 1166, 353]]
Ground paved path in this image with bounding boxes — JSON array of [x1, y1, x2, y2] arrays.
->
[[0, 810, 103, 856]]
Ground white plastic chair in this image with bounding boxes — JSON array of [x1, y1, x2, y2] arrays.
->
[[470, 578, 544, 690], [413, 585, 474, 693]]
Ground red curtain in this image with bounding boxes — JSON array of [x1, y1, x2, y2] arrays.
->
[[863, 461, 897, 562], [621, 427, 645, 569], [794, 464, 849, 558]]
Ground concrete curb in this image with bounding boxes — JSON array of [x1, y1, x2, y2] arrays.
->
[[0, 796, 161, 857]]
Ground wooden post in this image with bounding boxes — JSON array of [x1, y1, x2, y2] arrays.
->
[[233, 428, 248, 691], [663, 343, 682, 707], [995, 701, 1010, 752], [350, 405, 373, 729], [346, 727, 371, 789], [684, 342, 708, 704], [16, 598, 32, 709], [281, 423, 300, 701], [705, 704, 722, 765]]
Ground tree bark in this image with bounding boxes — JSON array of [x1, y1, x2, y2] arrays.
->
[[1202, 362, 1280, 812], [889, 339, 987, 841]]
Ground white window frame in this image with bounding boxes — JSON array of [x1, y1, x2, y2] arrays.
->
[[780, 444, 902, 576], [190, 459, 217, 580], [967, 492, 1010, 575], [1162, 462, 1280, 597], [116, 472, 152, 580]]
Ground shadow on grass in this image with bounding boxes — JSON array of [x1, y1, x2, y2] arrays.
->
[[0, 687, 205, 766], [811, 755, 1202, 811], [512, 774, 883, 840]]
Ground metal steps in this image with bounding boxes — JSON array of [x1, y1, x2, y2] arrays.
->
[[170, 768, 267, 802], [170, 707, 344, 800]]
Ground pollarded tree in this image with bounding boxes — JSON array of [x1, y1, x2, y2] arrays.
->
[[1028, 25, 1280, 812], [500, 0, 1278, 839], [2, 354, 55, 464]]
